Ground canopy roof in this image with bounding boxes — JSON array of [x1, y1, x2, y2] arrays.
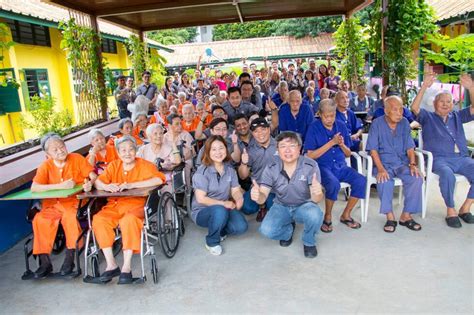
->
[[43, 0, 373, 31]]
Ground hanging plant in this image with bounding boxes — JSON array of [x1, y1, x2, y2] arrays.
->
[[125, 34, 146, 83], [334, 17, 368, 87]]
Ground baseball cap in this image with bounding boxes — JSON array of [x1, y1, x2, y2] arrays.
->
[[250, 117, 270, 131]]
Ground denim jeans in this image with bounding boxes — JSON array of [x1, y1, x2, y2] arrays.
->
[[259, 202, 323, 246], [196, 205, 248, 246], [242, 191, 275, 215]]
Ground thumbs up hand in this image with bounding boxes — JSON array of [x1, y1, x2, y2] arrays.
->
[[250, 179, 261, 203], [241, 148, 249, 165], [310, 173, 322, 196]]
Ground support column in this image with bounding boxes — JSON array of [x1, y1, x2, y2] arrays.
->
[[89, 15, 108, 120], [381, 0, 389, 86]]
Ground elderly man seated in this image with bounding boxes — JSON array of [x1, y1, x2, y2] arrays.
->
[[411, 72, 474, 228], [335, 91, 363, 151], [366, 96, 424, 232], [304, 99, 366, 232], [252, 131, 324, 258], [277, 90, 314, 142]]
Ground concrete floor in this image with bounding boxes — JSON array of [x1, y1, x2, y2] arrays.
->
[[0, 180, 472, 314]]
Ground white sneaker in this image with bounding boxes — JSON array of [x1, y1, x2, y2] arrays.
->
[[205, 244, 223, 256]]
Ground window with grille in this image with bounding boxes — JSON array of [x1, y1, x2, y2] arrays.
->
[[101, 38, 117, 54], [5, 19, 51, 47], [24, 69, 51, 99]]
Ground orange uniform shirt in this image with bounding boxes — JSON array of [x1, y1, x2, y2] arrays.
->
[[87, 144, 118, 165], [132, 126, 146, 144], [97, 158, 166, 212], [181, 116, 201, 132], [149, 112, 169, 127], [33, 153, 93, 208], [177, 101, 192, 115]]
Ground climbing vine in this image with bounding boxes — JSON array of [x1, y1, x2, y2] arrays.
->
[[334, 17, 368, 87], [0, 22, 19, 88]]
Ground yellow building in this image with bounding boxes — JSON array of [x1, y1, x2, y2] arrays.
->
[[0, 1, 172, 148]]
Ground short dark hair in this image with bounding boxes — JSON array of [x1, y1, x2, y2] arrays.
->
[[233, 113, 248, 122], [142, 70, 151, 76], [167, 113, 181, 124], [240, 80, 253, 89], [227, 86, 241, 95], [201, 135, 232, 166], [209, 117, 229, 130], [211, 105, 225, 114], [116, 75, 126, 81], [238, 72, 251, 81], [276, 131, 302, 147]]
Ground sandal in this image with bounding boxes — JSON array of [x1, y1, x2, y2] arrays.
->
[[320, 220, 333, 233], [383, 220, 397, 233], [458, 212, 474, 224], [399, 219, 422, 231], [339, 217, 361, 229]]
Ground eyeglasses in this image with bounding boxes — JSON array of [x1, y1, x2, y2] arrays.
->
[[212, 127, 228, 132], [278, 144, 299, 150]]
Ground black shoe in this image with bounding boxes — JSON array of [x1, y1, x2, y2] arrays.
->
[[117, 272, 133, 285], [59, 249, 75, 276], [99, 267, 121, 282], [446, 216, 462, 228], [459, 212, 474, 224], [280, 222, 296, 247], [256, 206, 267, 222], [34, 254, 52, 279], [304, 245, 318, 258]]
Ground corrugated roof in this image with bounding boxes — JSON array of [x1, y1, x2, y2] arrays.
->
[[162, 34, 335, 67], [0, 0, 172, 52], [428, 0, 474, 23]]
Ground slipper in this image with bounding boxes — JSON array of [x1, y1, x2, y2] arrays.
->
[[446, 216, 462, 228], [399, 219, 422, 231], [340, 217, 361, 229], [383, 220, 397, 233], [458, 212, 474, 224], [320, 220, 333, 233]]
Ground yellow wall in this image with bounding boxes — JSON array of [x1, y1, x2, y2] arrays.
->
[[0, 21, 132, 148]]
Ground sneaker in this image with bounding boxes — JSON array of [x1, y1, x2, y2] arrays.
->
[[279, 222, 296, 247], [34, 254, 52, 279], [304, 245, 318, 258], [205, 244, 223, 256]]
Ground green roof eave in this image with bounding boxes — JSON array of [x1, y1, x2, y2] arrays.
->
[[437, 11, 474, 26]]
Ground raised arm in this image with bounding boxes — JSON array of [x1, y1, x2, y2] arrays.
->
[[411, 71, 436, 116], [460, 73, 474, 114]]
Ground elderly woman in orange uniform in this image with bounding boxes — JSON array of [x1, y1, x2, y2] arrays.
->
[[107, 117, 143, 146], [86, 129, 119, 174], [93, 136, 166, 284], [31, 133, 96, 279]]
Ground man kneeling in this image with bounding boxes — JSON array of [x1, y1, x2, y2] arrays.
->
[[251, 131, 324, 258]]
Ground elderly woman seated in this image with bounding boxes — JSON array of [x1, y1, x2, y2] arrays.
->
[[107, 118, 143, 146], [181, 103, 201, 133], [137, 123, 181, 185], [92, 136, 166, 284], [31, 133, 96, 278], [132, 112, 148, 144], [150, 99, 170, 127], [86, 129, 118, 174], [192, 135, 248, 256]]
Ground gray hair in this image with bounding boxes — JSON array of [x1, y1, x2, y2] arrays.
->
[[318, 99, 336, 113], [115, 135, 137, 151], [276, 131, 302, 147], [40, 132, 64, 152], [156, 98, 167, 109], [289, 90, 302, 100], [177, 91, 186, 99], [118, 117, 133, 130], [182, 103, 194, 112], [87, 128, 104, 142], [278, 80, 288, 90], [145, 123, 164, 139], [134, 111, 148, 125], [320, 87, 330, 95], [384, 95, 403, 109], [434, 90, 452, 103]]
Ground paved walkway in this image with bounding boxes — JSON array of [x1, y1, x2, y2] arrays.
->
[[0, 180, 472, 314]]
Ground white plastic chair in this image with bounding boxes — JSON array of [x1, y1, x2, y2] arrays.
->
[[416, 129, 469, 216], [340, 152, 366, 221], [359, 148, 426, 223]]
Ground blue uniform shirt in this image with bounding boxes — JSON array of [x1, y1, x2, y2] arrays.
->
[[271, 93, 285, 108], [366, 116, 415, 171], [415, 108, 473, 158], [350, 96, 374, 112], [304, 119, 352, 169], [336, 109, 362, 136], [278, 103, 314, 142], [302, 96, 320, 115]]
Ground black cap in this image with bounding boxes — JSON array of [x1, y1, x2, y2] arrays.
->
[[386, 86, 401, 97], [250, 117, 270, 131]]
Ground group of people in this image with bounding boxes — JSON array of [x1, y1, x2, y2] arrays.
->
[[29, 60, 474, 284]]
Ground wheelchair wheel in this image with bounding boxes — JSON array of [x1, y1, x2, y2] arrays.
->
[[151, 257, 158, 284], [157, 192, 180, 258], [112, 238, 122, 257], [91, 255, 100, 278], [179, 215, 185, 237], [52, 225, 66, 255]]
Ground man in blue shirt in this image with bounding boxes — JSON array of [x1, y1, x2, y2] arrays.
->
[[366, 96, 423, 232], [277, 90, 314, 143], [411, 72, 474, 228], [350, 83, 374, 112], [304, 99, 366, 232], [335, 91, 363, 151]]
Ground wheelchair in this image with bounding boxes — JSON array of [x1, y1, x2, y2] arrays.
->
[[21, 199, 92, 280]]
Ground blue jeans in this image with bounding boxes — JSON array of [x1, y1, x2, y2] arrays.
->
[[196, 205, 248, 246], [259, 202, 323, 246], [242, 191, 275, 215]]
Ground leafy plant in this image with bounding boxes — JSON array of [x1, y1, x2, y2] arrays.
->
[[422, 33, 474, 82], [334, 17, 368, 87], [125, 35, 146, 83], [369, 0, 437, 100], [0, 22, 20, 89], [147, 27, 197, 44], [21, 95, 73, 137]]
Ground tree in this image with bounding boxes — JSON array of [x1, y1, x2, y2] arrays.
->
[[147, 27, 197, 45], [272, 16, 342, 38], [213, 21, 274, 41], [369, 0, 437, 100], [334, 17, 368, 87]]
